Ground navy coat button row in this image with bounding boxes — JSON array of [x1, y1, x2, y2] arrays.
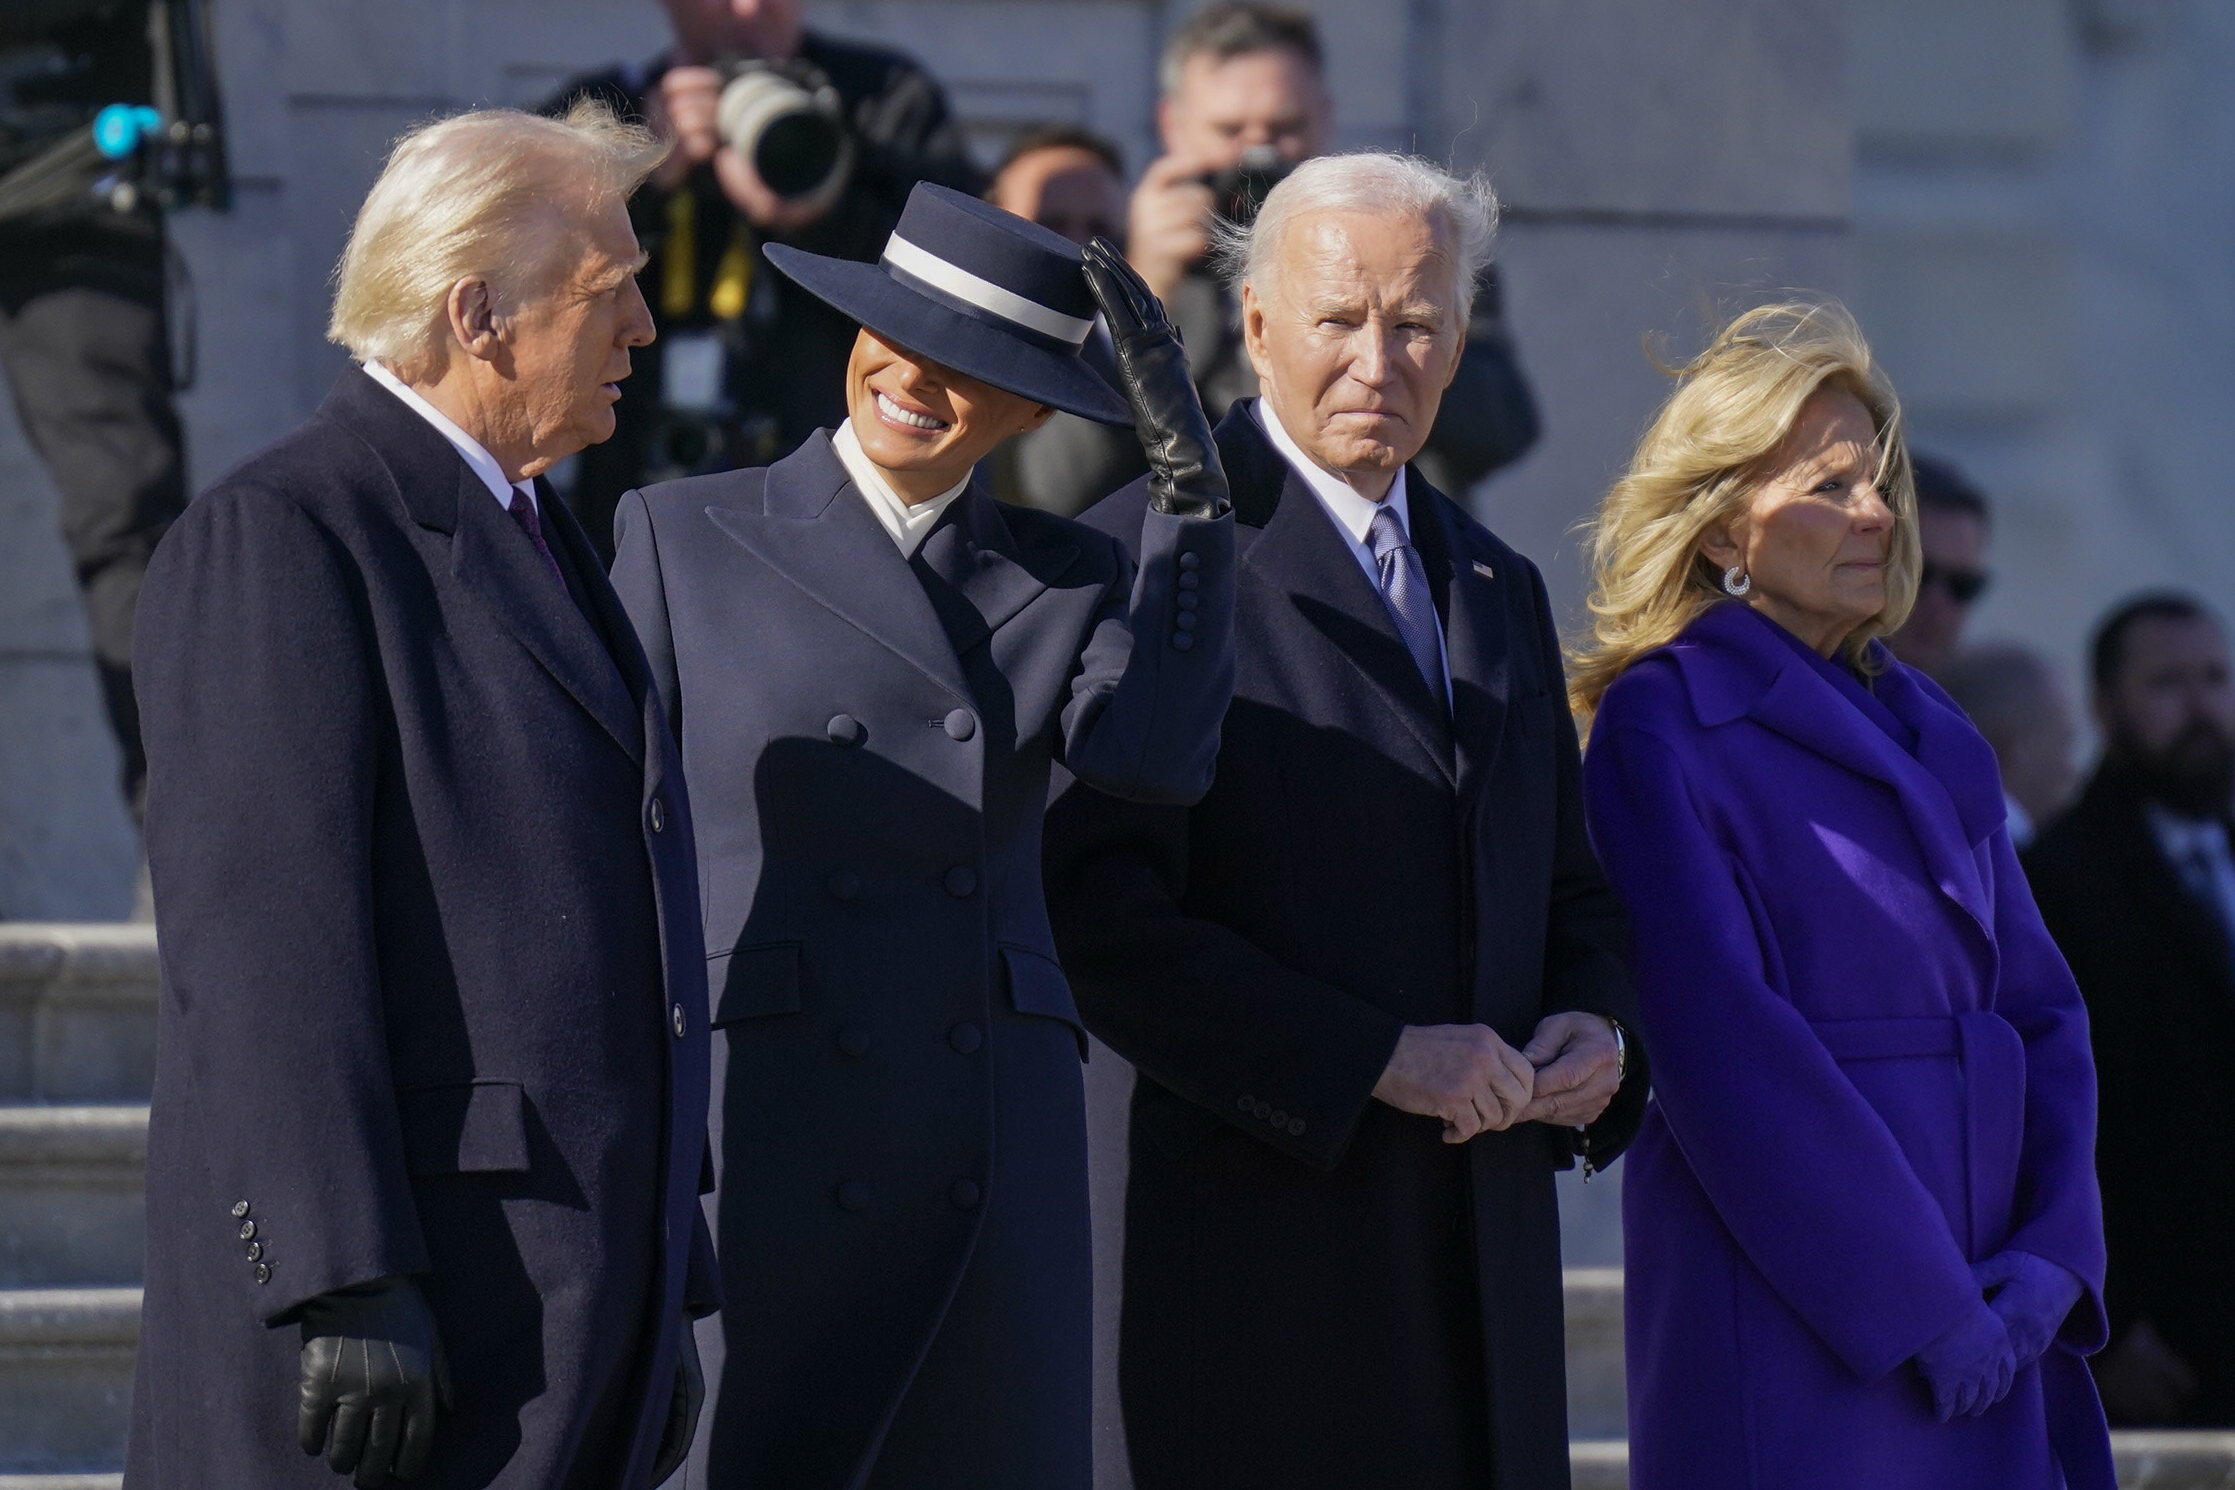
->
[[233, 1202, 271, 1283], [648, 796, 667, 834], [1234, 1094, 1306, 1137], [827, 713, 865, 745], [1178, 552, 1200, 572]]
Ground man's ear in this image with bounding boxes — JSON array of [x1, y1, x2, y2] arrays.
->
[[1239, 282, 1272, 383], [444, 276, 503, 364]]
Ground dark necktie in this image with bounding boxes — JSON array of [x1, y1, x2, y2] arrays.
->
[[505, 487, 567, 588], [1367, 504, 1445, 709]]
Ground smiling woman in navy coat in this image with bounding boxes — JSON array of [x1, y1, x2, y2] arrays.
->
[[608, 185, 1234, 1489], [1573, 303, 2113, 1489]]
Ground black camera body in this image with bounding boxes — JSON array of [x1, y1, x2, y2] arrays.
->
[[1202, 144, 1294, 228]]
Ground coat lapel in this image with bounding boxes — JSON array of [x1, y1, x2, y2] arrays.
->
[[703, 432, 975, 708], [1411, 482, 1511, 800], [911, 483, 1075, 655], [1230, 412, 1454, 784]]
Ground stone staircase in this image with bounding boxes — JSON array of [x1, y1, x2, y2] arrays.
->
[[3, 923, 2233, 1488]]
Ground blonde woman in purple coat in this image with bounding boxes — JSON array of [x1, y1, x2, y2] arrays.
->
[[1572, 302, 2114, 1488]]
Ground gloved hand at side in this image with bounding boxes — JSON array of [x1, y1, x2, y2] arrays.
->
[[1974, 1249, 2085, 1367], [1082, 235, 1230, 521], [1912, 1297, 2017, 1422], [296, 1274, 449, 1486], [650, 1316, 706, 1485]]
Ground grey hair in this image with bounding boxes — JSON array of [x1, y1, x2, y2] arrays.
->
[[1213, 151, 1500, 318], [328, 99, 666, 381]]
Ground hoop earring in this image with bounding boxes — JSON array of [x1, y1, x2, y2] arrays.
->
[[1721, 565, 1752, 598]]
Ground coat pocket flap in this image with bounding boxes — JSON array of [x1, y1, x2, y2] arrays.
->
[[396, 1079, 530, 1176], [713, 942, 804, 1026], [1001, 944, 1086, 1057]]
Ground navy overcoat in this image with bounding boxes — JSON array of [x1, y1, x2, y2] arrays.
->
[[1042, 406, 1642, 1490], [126, 366, 718, 1489], [609, 429, 1234, 1489]]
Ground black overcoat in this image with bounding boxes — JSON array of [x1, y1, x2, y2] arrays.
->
[[1043, 406, 1644, 1490], [125, 367, 718, 1489], [2024, 768, 2235, 1421], [608, 430, 1234, 1489]]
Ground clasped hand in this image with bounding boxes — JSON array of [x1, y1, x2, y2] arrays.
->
[[1373, 1013, 1623, 1143]]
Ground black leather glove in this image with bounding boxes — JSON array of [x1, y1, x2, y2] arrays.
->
[[650, 1317, 705, 1486], [1082, 236, 1231, 521], [296, 1275, 450, 1486]]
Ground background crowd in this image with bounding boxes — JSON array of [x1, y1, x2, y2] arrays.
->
[[5, 0, 2235, 1457]]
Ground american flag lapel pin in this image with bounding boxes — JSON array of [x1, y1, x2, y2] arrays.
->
[[1472, 560, 1495, 581]]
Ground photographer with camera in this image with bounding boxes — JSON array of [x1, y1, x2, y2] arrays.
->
[[549, 0, 983, 561], [0, 0, 224, 822], [1125, 3, 1538, 504]]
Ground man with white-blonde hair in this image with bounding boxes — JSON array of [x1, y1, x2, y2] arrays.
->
[[126, 101, 721, 1490], [1046, 152, 1644, 1488]]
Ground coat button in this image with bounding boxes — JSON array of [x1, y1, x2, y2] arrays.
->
[[944, 866, 977, 897], [827, 713, 865, 745], [828, 869, 861, 901], [1171, 632, 1195, 652], [255, 1263, 272, 1284], [1178, 571, 1200, 590], [246, 1241, 263, 1261], [231, 1201, 250, 1219], [1289, 1117, 1307, 1136], [1270, 1109, 1288, 1128], [1236, 1094, 1254, 1112], [943, 709, 976, 741], [648, 796, 667, 834], [949, 1022, 983, 1054], [238, 1220, 256, 1241], [1178, 551, 1200, 571], [1175, 611, 1198, 631], [949, 1179, 981, 1210], [835, 1181, 870, 1212], [838, 1023, 873, 1057], [1252, 1101, 1271, 1121], [672, 1003, 687, 1038]]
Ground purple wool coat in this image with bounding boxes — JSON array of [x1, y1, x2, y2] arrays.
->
[[1581, 602, 2113, 1490]]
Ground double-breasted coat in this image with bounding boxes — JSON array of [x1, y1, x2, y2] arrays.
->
[[608, 428, 1234, 1489], [1042, 406, 1644, 1490], [1582, 601, 2113, 1490], [125, 366, 718, 1488]]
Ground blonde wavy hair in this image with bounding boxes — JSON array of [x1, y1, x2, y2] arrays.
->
[[328, 99, 666, 381], [1566, 300, 1918, 730]]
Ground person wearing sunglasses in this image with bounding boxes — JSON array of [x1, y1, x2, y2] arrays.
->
[[1887, 454, 1992, 673]]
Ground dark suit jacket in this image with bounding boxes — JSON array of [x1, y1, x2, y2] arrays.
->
[[2026, 767, 2235, 1422], [609, 429, 1233, 1488], [126, 367, 716, 1490], [1044, 405, 1642, 1490]]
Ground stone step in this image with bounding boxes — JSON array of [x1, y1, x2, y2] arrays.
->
[[0, 927, 158, 1104], [0, 1287, 138, 1475], [0, 1106, 147, 1287], [0, 1478, 125, 1489], [1562, 1265, 1625, 1438]]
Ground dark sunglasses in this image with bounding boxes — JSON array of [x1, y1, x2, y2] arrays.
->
[[1920, 562, 1991, 604]]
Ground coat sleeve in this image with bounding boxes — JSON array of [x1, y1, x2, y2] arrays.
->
[[1045, 781, 1406, 1170], [136, 484, 427, 1325], [1582, 714, 1982, 1384], [610, 488, 682, 738], [1986, 827, 2111, 1353], [1054, 507, 1236, 806]]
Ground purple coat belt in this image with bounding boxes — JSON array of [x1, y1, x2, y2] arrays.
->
[[1583, 602, 2112, 1490]]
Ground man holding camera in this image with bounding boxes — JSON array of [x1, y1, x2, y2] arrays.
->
[[550, 0, 982, 560]]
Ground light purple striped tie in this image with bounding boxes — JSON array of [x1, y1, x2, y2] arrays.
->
[[1367, 505, 1445, 710], [505, 488, 567, 587]]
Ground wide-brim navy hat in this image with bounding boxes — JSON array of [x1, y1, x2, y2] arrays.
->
[[764, 183, 1133, 427]]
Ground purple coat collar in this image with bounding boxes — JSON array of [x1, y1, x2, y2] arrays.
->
[[1663, 603, 2007, 932]]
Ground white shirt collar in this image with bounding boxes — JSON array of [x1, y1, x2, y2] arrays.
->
[[1252, 396, 1411, 551], [362, 360, 535, 513], [831, 419, 972, 558]]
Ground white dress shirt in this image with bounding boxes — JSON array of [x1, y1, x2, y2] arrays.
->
[[363, 360, 536, 514], [831, 419, 972, 559], [2148, 804, 2235, 940], [1251, 398, 1452, 702]]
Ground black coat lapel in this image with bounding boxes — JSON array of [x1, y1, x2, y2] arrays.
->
[[1232, 415, 1454, 784], [1411, 484, 1511, 799], [319, 366, 643, 765], [2087, 775, 2235, 985], [704, 432, 975, 708]]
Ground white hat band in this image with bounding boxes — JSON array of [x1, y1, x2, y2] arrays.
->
[[881, 233, 1094, 348]]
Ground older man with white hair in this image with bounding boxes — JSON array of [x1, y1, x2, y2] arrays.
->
[[126, 102, 719, 1489], [1045, 153, 1645, 1489]]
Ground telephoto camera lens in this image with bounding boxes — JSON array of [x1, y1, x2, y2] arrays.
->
[[717, 64, 854, 211]]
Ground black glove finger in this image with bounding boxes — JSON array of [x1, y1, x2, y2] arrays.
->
[[353, 1401, 402, 1488], [1082, 237, 1165, 338], [298, 1338, 341, 1456], [395, 1379, 438, 1483], [327, 1395, 372, 1476]]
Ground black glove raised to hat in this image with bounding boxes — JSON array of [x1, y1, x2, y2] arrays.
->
[[1083, 237, 1231, 522]]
